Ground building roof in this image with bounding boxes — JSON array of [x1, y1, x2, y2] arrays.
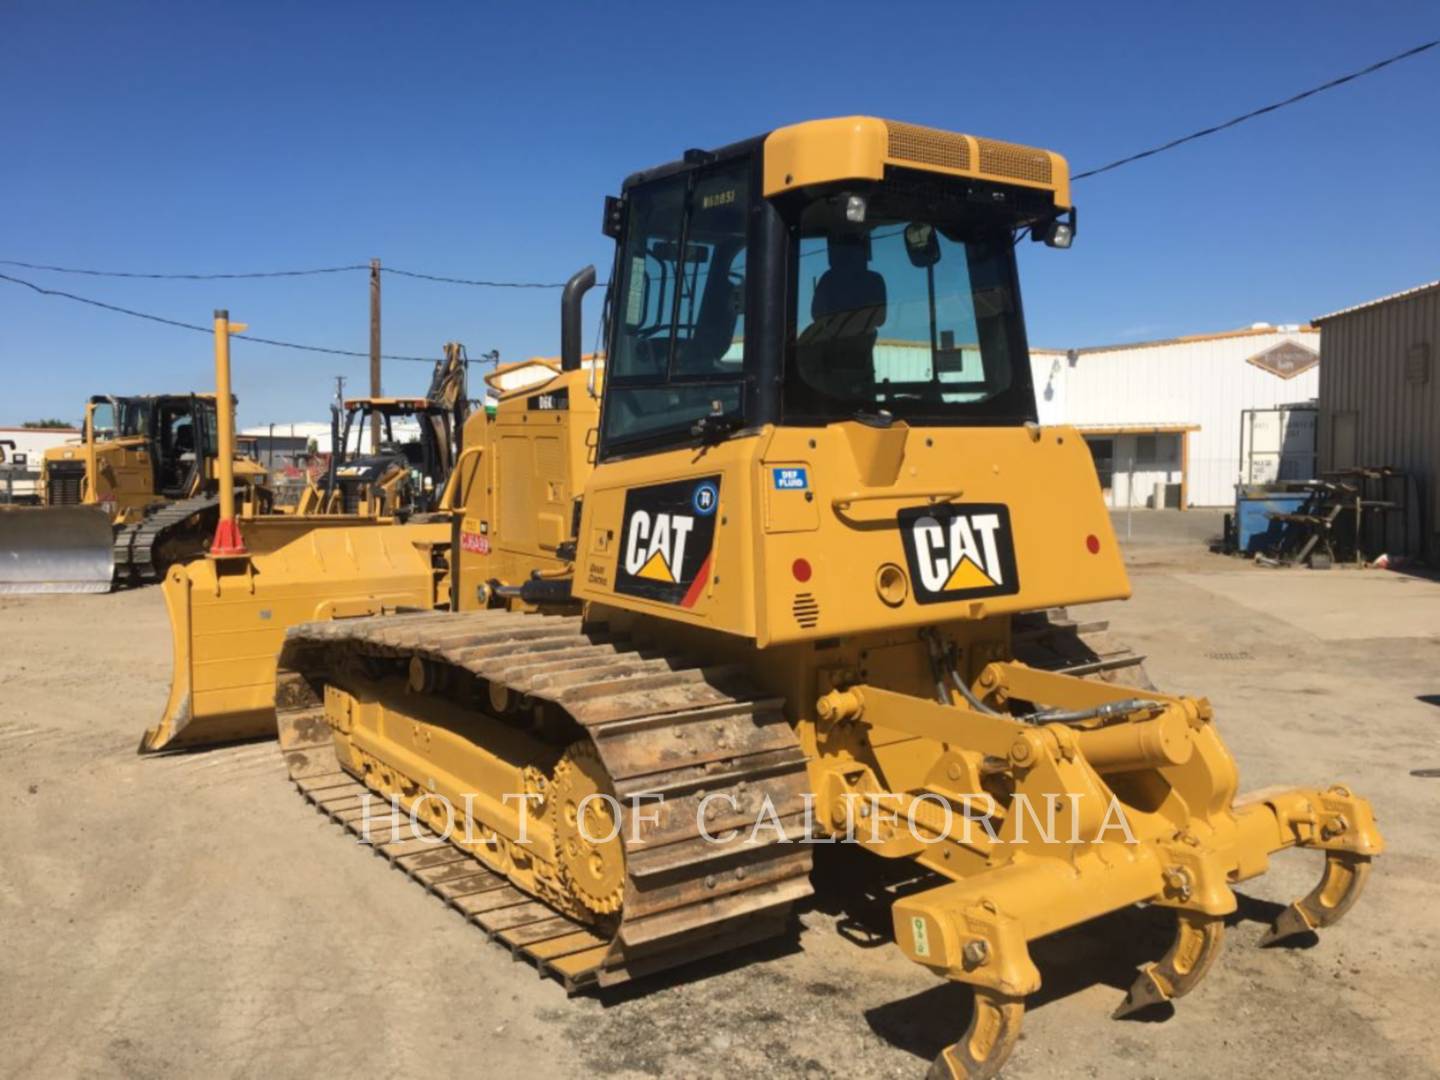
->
[[1057, 324, 1315, 357], [1312, 280, 1440, 324], [1074, 423, 1201, 435]]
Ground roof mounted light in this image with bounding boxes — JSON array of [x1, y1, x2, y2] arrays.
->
[[845, 194, 868, 223], [1034, 208, 1077, 249]]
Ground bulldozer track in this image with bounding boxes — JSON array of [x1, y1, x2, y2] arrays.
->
[[273, 609, 815, 993], [113, 494, 218, 586]]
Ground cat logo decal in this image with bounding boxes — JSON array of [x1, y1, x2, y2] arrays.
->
[[614, 477, 720, 607], [898, 503, 1020, 604]]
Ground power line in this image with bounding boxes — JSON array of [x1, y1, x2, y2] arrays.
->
[[1073, 38, 1439, 180], [0, 257, 579, 289], [382, 266, 571, 289], [0, 258, 368, 280], [2, 34, 1434, 339], [0, 271, 441, 362]]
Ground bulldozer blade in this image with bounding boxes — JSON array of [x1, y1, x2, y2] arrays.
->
[[0, 506, 114, 594], [138, 516, 449, 754]]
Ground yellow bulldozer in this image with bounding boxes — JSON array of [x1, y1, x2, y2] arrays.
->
[[145, 117, 1381, 1078], [0, 391, 268, 593]]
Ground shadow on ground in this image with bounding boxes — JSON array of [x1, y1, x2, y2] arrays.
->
[[794, 845, 1311, 1066]]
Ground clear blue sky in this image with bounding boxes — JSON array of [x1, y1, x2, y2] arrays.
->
[[2, 1, 1436, 428]]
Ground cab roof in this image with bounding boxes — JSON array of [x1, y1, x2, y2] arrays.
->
[[623, 116, 1070, 209]]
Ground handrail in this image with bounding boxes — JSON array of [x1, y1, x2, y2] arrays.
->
[[831, 488, 964, 510], [82, 400, 99, 505], [439, 444, 485, 511]]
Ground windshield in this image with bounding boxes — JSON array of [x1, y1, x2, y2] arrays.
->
[[601, 159, 749, 454], [89, 397, 149, 441], [784, 183, 1036, 425]]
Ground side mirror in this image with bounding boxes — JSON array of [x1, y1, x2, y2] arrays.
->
[[904, 222, 941, 268]]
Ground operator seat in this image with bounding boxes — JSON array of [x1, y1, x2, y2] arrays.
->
[[162, 419, 195, 494], [795, 236, 887, 403]]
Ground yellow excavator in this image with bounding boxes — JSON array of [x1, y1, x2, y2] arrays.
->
[[0, 392, 268, 593], [145, 118, 1381, 1078]]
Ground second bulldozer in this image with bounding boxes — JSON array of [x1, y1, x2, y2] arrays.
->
[[150, 117, 1382, 1078], [0, 391, 267, 592]]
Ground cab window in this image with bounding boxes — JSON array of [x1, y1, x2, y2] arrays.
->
[[602, 160, 749, 455]]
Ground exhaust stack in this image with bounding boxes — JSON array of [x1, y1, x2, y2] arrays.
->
[[560, 265, 596, 372]]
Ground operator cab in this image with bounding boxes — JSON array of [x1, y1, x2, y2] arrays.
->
[[82, 393, 221, 498], [595, 117, 1075, 462], [574, 118, 1109, 644], [327, 398, 456, 516]]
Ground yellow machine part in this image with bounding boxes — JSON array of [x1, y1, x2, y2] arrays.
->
[[142, 361, 594, 753], [0, 504, 115, 593], [141, 118, 1384, 1080], [140, 515, 449, 752]]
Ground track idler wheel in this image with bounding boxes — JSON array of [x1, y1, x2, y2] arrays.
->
[[1260, 850, 1372, 946], [927, 989, 1024, 1080], [550, 740, 626, 917], [1113, 912, 1224, 1018]]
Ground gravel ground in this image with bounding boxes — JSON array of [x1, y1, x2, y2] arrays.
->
[[2, 534, 1436, 1079]]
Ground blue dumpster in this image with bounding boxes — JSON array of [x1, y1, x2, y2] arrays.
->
[[1234, 484, 1309, 555]]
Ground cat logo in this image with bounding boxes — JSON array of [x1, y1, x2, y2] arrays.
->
[[898, 503, 1020, 604], [625, 513, 693, 584], [613, 476, 721, 607]]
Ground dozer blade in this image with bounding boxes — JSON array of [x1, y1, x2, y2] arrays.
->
[[0, 505, 114, 594], [139, 516, 449, 753]]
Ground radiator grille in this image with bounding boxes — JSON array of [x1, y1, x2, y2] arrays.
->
[[886, 121, 971, 172], [792, 592, 820, 629], [46, 464, 84, 506], [976, 137, 1053, 184]]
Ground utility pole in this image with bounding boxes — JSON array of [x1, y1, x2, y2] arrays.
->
[[369, 258, 382, 452]]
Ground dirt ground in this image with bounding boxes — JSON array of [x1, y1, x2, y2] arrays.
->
[[3, 513, 1438, 1079]]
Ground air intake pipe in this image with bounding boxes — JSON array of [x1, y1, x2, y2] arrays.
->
[[560, 265, 596, 372]]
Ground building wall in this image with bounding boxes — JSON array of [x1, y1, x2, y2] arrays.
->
[[1081, 431, 1185, 510], [1316, 285, 1440, 559], [1029, 330, 1320, 507], [240, 422, 334, 455]]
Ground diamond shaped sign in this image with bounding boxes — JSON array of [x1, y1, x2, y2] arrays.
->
[[1246, 340, 1318, 379]]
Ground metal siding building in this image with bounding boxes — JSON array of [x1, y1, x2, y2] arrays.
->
[[1314, 281, 1440, 560], [1029, 327, 1320, 507]]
